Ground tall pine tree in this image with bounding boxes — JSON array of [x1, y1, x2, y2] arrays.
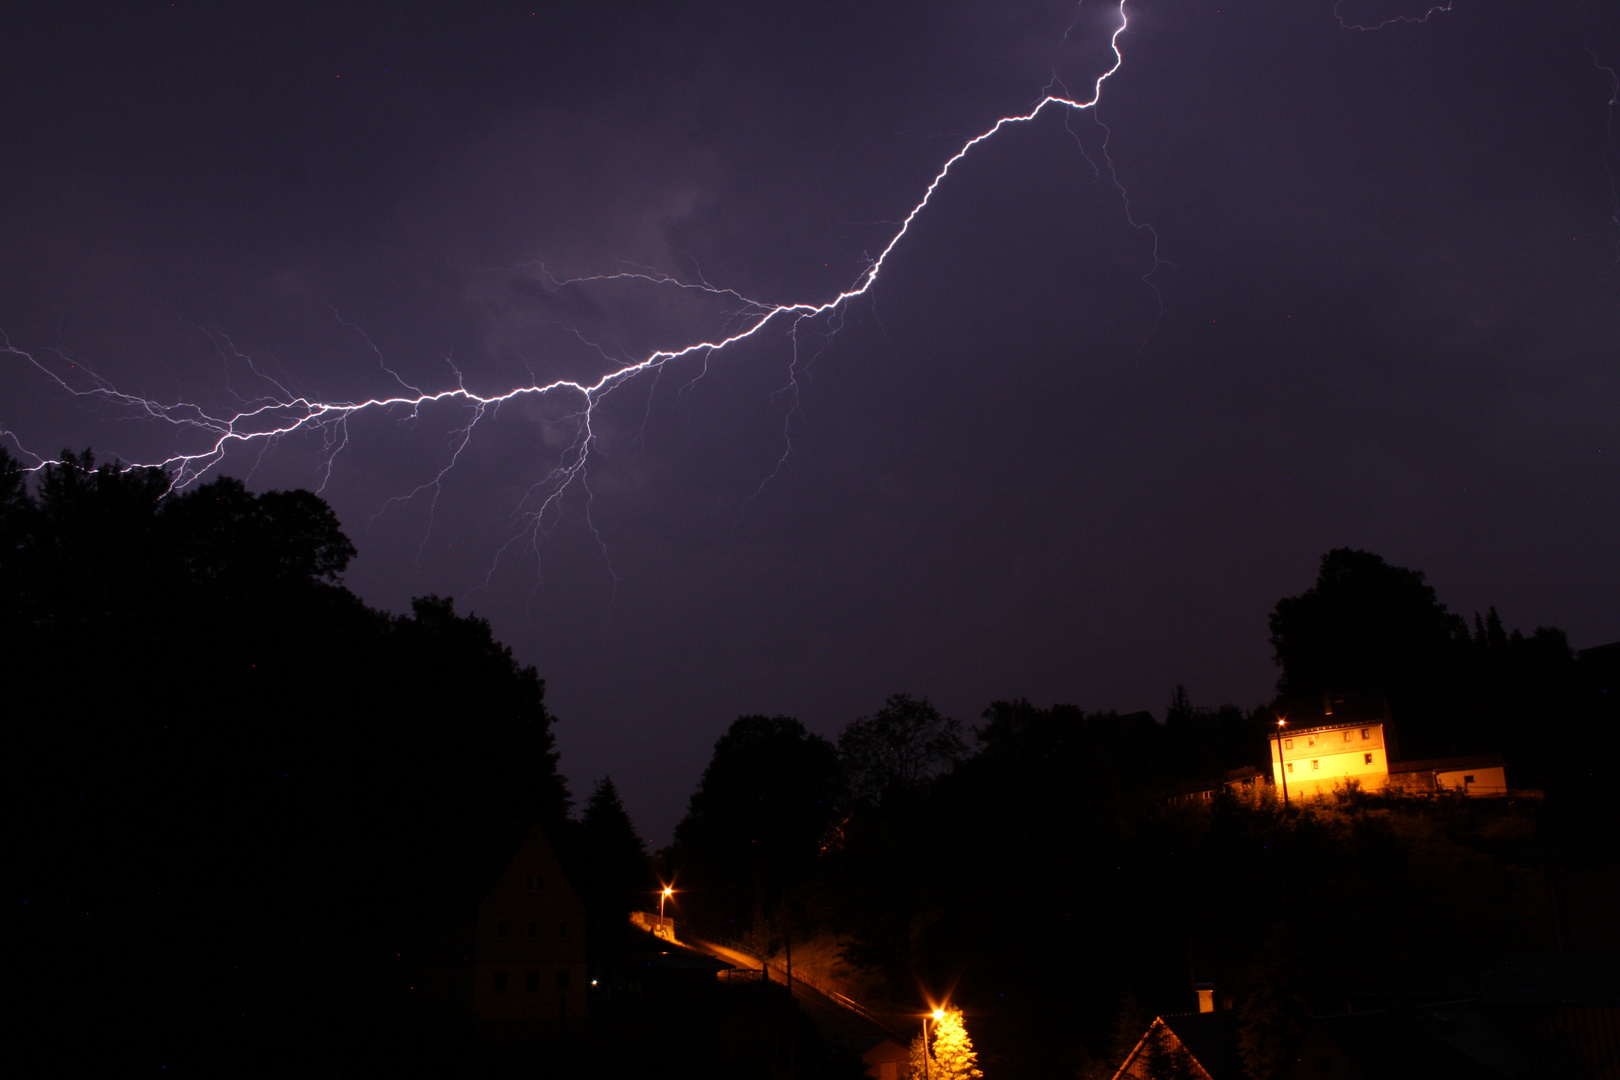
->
[[929, 1008, 983, 1080]]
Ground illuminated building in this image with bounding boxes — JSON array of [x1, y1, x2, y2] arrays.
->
[[1271, 693, 1509, 798]]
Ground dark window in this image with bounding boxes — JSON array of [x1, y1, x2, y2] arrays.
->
[[525, 970, 540, 993], [493, 970, 508, 993], [1284, 738, 1293, 750], [1364, 753, 1373, 765], [1361, 728, 1369, 739], [1311, 760, 1319, 770], [1343, 731, 1352, 742], [556, 968, 570, 991], [1287, 763, 1294, 774], [558, 921, 568, 939], [1307, 736, 1316, 747], [524, 874, 545, 892], [527, 921, 537, 939], [1464, 775, 1475, 784], [497, 920, 507, 939]]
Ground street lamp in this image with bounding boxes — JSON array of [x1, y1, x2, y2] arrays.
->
[[659, 885, 674, 921], [1274, 717, 1290, 806], [922, 1007, 945, 1080]]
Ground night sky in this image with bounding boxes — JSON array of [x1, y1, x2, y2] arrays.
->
[[4, 1, 1616, 842]]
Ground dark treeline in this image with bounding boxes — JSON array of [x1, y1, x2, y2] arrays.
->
[[10, 452, 1612, 1079], [664, 551, 1613, 1079], [6, 450, 577, 1068]]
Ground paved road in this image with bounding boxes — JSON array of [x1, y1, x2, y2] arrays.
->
[[682, 934, 902, 1046]]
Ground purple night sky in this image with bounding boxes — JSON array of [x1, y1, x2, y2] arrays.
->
[[3, 1, 1615, 841]]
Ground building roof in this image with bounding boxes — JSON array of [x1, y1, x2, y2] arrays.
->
[[1272, 690, 1391, 733], [1309, 1008, 1510, 1079], [1157, 1012, 1244, 1080], [371, 819, 569, 918], [1479, 952, 1619, 1006], [1388, 753, 1504, 775]]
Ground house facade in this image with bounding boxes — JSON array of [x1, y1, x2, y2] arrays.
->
[[1271, 719, 1392, 797], [1269, 693, 1509, 800], [471, 824, 588, 1025], [389, 821, 588, 1034]]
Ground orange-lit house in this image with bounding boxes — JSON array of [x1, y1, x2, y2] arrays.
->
[[1270, 693, 1509, 799]]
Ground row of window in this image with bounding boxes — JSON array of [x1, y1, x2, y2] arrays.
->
[[491, 968, 571, 994], [1282, 728, 1372, 751], [1284, 753, 1376, 774], [496, 920, 567, 940]]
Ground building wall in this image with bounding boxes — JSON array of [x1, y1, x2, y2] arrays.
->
[[1435, 764, 1507, 795], [1270, 722, 1389, 797], [473, 825, 589, 1021]]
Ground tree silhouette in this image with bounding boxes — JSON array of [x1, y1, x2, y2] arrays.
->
[[838, 692, 965, 807], [1269, 548, 1465, 701], [6, 449, 570, 1065], [577, 775, 654, 945], [672, 715, 840, 933]]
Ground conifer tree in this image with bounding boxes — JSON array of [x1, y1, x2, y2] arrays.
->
[[929, 1008, 983, 1080], [909, 1030, 936, 1080]]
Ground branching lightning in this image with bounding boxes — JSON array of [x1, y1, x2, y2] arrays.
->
[[2, 5, 1139, 580], [1333, 1, 1454, 31], [6, 0, 1610, 592]]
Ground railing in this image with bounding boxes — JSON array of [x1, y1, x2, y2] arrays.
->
[[628, 910, 679, 942], [702, 934, 896, 1035], [644, 919, 898, 1036]]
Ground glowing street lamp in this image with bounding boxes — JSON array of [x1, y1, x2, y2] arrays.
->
[[922, 1007, 945, 1080], [659, 885, 674, 921], [1274, 716, 1291, 806]]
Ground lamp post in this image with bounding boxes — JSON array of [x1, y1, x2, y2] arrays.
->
[[659, 885, 673, 921], [923, 1007, 944, 1080], [1274, 718, 1290, 806]]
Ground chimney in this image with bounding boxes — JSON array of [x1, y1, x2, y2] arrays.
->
[[1196, 983, 1215, 1014], [1323, 691, 1333, 717]]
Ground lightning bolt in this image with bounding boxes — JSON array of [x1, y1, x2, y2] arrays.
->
[[3, 4, 1139, 581], [1590, 46, 1620, 274], [1333, 1, 1454, 31]]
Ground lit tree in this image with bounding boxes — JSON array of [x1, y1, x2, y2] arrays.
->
[[909, 1030, 935, 1079], [929, 1008, 983, 1080]]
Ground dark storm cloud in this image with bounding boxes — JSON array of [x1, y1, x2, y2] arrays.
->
[[2, 1, 1615, 840]]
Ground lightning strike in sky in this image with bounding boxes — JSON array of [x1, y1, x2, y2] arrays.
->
[[2, 3, 1139, 581], [3, 0, 1613, 595], [1333, 1, 1454, 31]]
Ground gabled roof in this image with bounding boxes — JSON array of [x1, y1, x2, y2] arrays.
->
[[1272, 690, 1391, 733], [1388, 753, 1503, 775], [1159, 1012, 1243, 1080], [1309, 1008, 1510, 1079], [1114, 1012, 1242, 1080], [371, 819, 564, 918]]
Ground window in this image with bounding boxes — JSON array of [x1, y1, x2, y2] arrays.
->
[[1307, 735, 1316, 747], [1287, 763, 1295, 774], [493, 970, 508, 993], [558, 922, 569, 939], [1464, 775, 1475, 784], [524, 874, 545, 892], [1284, 738, 1293, 750], [497, 920, 507, 939], [527, 921, 537, 939], [1361, 728, 1369, 739], [1343, 731, 1352, 742], [1364, 753, 1374, 765], [1311, 760, 1319, 770], [525, 970, 540, 993]]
